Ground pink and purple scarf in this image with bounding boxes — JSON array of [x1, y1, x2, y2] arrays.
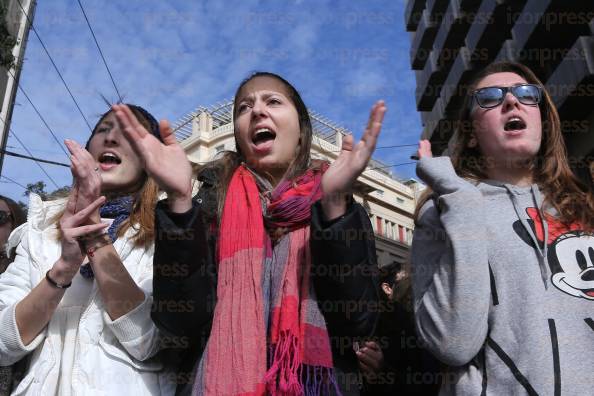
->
[[193, 163, 338, 396]]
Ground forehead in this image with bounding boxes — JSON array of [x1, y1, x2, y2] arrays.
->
[[0, 200, 9, 212], [476, 72, 528, 89], [236, 76, 292, 101], [97, 111, 116, 125]]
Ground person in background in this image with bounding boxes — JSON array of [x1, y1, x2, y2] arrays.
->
[[0, 196, 26, 275], [357, 262, 440, 395], [0, 195, 25, 396]]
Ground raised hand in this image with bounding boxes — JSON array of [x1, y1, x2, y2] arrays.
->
[[113, 104, 193, 212], [51, 185, 108, 285], [64, 139, 102, 222], [417, 139, 433, 159], [321, 100, 386, 219]]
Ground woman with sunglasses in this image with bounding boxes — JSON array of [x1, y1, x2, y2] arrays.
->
[[113, 72, 383, 395], [0, 105, 175, 395], [411, 62, 594, 395]]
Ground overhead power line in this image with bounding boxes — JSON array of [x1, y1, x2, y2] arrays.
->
[[1, 175, 28, 190], [76, 0, 122, 102], [4, 124, 60, 189], [2, 149, 69, 167], [15, 0, 92, 131], [7, 70, 69, 159]]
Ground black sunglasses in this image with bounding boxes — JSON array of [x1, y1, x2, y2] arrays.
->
[[472, 84, 542, 109], [0, 210, 12, 225]]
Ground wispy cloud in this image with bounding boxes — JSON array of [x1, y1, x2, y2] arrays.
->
[[1, 0, 421, 203]]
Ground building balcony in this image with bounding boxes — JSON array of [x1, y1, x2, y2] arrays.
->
[[511, 0, 593, 78], [464, 0, 526, 66], [546, 35, 594, 122], [421, 46, 475, 148], [426, 0, 450, 24], [405, 0, 426, 32], [410, 9, 439, 70], [415, 50, 446, 111], [433, 0, 472, 69]]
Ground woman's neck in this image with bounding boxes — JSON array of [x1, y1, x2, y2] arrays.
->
[[485, 160, 534, 187]]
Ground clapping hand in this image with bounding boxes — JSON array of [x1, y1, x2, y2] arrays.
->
[[321, 100, 386, 219], [113, 104, 193, 212]]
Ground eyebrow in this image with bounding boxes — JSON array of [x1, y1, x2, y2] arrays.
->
[[98, 120, 115, 127], [238, 91, 286, 102]]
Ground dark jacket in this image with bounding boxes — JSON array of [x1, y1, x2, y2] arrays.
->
[[361, 297, 441, 395], [151, 170, 380, 395]]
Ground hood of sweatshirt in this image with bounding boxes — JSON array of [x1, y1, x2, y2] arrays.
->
[[475, 180, 550, 288]]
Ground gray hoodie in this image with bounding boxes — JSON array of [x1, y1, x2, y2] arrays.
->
[[411, 156, 594, 395]]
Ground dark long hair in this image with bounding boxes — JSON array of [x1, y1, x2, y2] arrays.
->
[[0, 195, 25, 230], [416, 62, 594, 230], [200, 72, 315, 221]]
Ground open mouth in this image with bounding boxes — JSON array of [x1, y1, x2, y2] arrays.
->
[[99, 152, 121, 169], [560, 278, 594, 298], [252, 128, 276, 147], [504, 117, 527, 132]]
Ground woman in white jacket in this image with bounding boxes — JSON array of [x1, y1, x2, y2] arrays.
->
[[0, 105, 175, 395]]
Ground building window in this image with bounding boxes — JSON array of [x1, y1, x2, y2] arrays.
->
[[376, 216, 383, 236], [396, 197, 405, 204], [215, 144, 225, 153], [398, 225, 404, 242]]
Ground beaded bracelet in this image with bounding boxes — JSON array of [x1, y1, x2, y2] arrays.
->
[[84, 235, 112, 258]]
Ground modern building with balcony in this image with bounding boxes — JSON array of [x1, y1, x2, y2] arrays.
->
[[173, 101, 421, 269], [405, 0, 594, 187]]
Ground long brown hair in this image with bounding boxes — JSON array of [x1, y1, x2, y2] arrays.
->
[[417, 62, 594, 230], [199, 72, 314, 221]]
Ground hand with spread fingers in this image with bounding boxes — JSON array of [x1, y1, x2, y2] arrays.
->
[[64, 139, 102, 223], [112, 104, 193, 212], [53, 185, 108, 285], [321, 100, 386, 220]]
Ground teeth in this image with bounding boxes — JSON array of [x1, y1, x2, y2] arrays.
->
[[255, 128, 272, 135], [100, 152, 120, 163]]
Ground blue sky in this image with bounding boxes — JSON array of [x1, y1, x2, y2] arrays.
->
[[0, 0, 421, 204]]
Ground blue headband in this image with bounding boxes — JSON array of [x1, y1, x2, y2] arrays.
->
[[85, 104, 162, 149]]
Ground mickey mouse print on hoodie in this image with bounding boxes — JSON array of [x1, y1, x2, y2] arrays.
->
[[412, 156, 594, 396], [514, 208, 594, 301]]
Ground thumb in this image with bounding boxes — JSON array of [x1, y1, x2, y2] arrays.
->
[[341, 133, 354, 152], [159, 119, 177, 146]]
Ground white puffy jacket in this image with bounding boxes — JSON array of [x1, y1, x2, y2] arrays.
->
[[0, 194, 175, 395]]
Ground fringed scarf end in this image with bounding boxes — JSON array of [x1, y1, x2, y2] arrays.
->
[[265, 331, 302, 396]]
